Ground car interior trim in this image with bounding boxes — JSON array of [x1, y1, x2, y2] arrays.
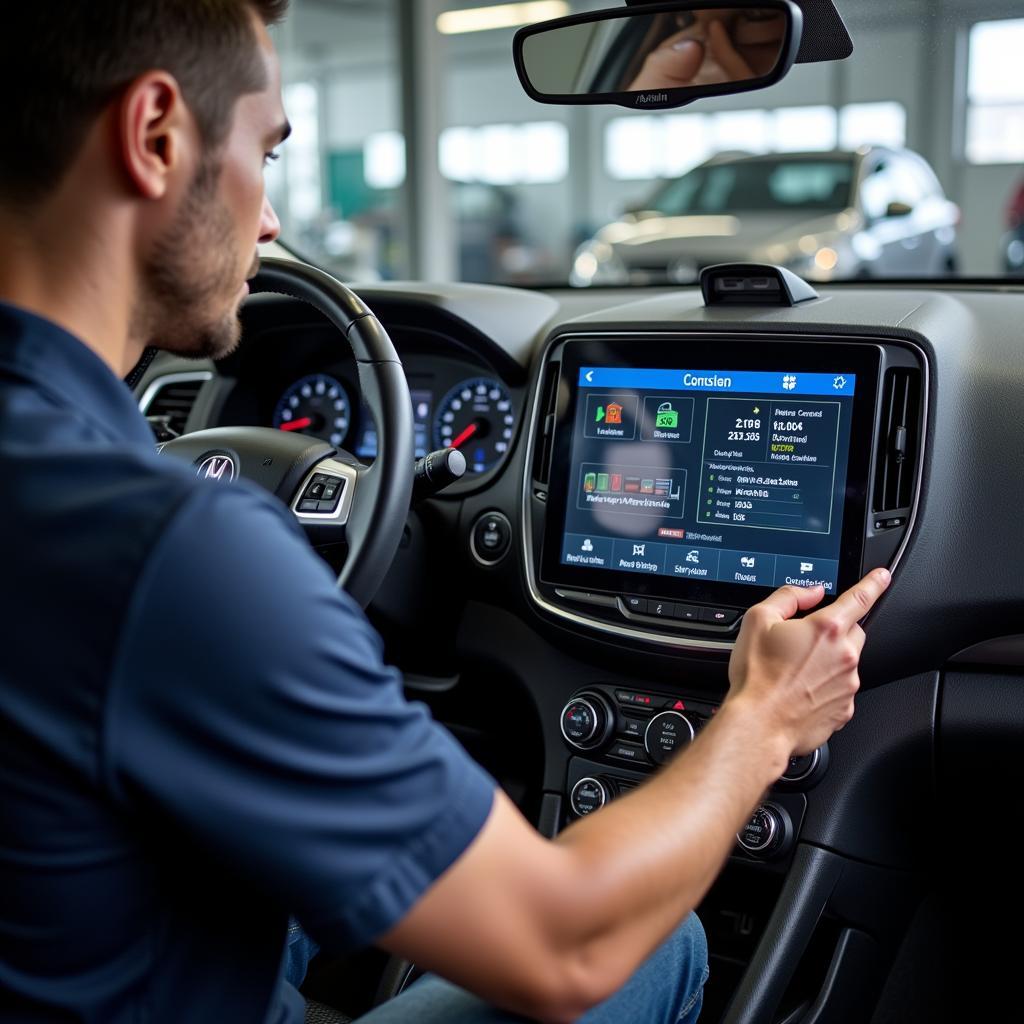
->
[[137, 371, 214, 416]]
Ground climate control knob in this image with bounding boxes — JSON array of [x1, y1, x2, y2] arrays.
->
[[569, 777, 608, 817], [737, 804, 786, 858], [644, 711, 695, 766], [559, 693, 612, 750]]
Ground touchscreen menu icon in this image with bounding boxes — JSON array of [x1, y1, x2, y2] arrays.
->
[[655, 404, 679, 429], [595, 402, 624, 425], [640, 395, 694, 443], [584, 394, 638, 440], [577, 463, 687, 519]]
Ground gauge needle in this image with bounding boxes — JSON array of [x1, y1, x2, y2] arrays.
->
[[451, 423, 479, 449], [280, 417, 313, 432]]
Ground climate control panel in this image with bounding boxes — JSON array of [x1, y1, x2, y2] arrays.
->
[[559, 686, 714, 771], [558, 684, 825, 862]]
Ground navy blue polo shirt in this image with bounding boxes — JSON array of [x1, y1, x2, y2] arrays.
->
[[0, 302, 495, 1022]]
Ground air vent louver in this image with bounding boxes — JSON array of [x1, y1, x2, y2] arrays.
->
[[532, 360, 561, 487], [142, 377, 207, 441], [872, 368, 921, 515]]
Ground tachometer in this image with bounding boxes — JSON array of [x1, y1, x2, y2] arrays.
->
[[273, 373, 351, 446], [434, 377, 514, 474]]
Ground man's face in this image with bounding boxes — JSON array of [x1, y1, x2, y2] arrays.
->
[[137, 16, 287, 360]]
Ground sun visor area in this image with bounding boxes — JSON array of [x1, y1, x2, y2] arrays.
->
[[793, 0, 853, 62]]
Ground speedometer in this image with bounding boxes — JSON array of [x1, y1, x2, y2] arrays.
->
[[434, 377, 514, 474], [273, 373, 351, 446]]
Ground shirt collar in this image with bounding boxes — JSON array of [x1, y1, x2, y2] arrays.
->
[[0, 301, 156, 448]]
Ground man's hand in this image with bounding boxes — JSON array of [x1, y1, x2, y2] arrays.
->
[[727, 569, 892, 762]]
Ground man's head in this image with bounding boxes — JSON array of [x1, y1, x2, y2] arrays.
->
[[0, 1, 291, 361]]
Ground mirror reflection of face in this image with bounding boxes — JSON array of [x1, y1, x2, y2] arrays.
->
[[626, 8, 786, 93]]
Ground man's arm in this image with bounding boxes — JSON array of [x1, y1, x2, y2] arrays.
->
[[379, 570, 891, 1024]]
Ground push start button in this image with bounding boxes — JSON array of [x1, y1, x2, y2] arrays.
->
[[470, 511, 511, 565]]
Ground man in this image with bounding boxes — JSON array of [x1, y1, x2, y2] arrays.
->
[[0, 3, 890, 1022]]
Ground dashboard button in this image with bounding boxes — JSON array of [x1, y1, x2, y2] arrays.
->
[[607, 741, 649, 765], [569, 777, 608, 817], [737, 805, 783, 856], [647, 599, 675, 619], [615, 690, 657, 709], [298, 499, 320, 513], [624, 596, 648, 615], [644, 711, 695, 766], [701, 607, 739, 626], [561, 698, 599, 747], [619, 716, 646, 739], [674, 604, 701, 622], [470, 511, 511, 566], [781, 749, 821, 783]]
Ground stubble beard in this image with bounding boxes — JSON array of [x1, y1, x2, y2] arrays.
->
[[134, 158, 257, 361]]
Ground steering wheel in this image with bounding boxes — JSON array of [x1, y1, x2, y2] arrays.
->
[[160, 257, 414, 608]]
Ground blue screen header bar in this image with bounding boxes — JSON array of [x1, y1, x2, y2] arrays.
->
[[578, 368, 856, 397]]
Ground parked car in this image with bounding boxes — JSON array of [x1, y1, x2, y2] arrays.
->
[[1001, 175, 1024, 274], [571, 147, 960, 286]]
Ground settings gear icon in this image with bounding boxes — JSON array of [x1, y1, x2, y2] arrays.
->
[[833, 375, 848, 390]]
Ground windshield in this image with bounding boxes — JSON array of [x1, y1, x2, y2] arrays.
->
[[648, 158, 855, 216], [267, 0, 1024, 287]]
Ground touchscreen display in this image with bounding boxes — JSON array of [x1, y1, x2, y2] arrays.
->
[[558, 367, 858, 596]]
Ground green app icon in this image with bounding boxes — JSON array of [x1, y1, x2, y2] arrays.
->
[[595, 406, 605, 423], [655, 402, 679, 429]]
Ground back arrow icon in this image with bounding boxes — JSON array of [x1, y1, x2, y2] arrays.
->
[[585, 371, 594, 383]]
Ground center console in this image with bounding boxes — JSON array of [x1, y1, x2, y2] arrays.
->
[[523, 331, 925, 651]]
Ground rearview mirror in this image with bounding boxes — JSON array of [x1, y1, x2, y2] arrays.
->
[[514, 0, 802, 111]]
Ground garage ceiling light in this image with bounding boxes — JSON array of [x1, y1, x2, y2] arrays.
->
[[437, 2, 569, 36]]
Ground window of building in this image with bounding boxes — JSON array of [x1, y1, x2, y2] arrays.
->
[[439, 122, 569, 185], [966, 18, 1024, 164], [839, 102, 906, 151]]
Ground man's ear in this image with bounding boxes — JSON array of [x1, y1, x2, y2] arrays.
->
[[119, 72, 193, 201]]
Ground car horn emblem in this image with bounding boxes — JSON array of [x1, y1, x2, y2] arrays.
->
[[196, 454, 237, 483]]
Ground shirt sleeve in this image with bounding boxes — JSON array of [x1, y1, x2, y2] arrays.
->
[[102, 483, 496, 950]]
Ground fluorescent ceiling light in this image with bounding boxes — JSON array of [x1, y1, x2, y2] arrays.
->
[[437, 2, 569, 36]]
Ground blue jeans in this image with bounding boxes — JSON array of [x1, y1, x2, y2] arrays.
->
[[287, 913, 709, 1023]]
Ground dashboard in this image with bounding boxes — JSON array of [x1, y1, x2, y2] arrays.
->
[[203, 293, 536, 492], [135, 273, 1024, 1021]]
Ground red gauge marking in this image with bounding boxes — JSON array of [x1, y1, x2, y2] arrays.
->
[[451, 422, 479, 449], [280, 417, 313, 432]]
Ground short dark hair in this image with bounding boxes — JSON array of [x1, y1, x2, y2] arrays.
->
[[0, 0, 290, 205]]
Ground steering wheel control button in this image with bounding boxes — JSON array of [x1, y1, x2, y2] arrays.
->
[[738, 805, 783, 857], [570, 778, 608, 817], [781, 749, 821, 783], [701, 607, 739, 626], [298, 473, 346, 516], [470, 511, 511, 566], [644, 711, 695, 766]]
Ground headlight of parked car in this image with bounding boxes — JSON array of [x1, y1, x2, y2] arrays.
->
[[571, 240, 629, 287]]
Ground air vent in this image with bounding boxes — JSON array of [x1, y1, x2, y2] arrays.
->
[[532, 360, 561, 487], [139, 373, 211, 441], [872, 368, 921, 515]]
